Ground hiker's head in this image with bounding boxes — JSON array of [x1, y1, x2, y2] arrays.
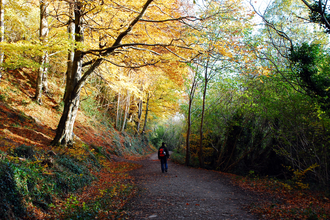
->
[[162, 142, 165, 147]]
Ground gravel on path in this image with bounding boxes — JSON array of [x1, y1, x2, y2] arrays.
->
[[125, 152, 258, 220]]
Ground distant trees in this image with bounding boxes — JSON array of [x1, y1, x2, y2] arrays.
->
[[182, 0, 254, 168]]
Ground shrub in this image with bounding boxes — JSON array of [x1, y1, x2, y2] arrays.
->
[[170, 151, 185, 165], [0, 161, 27, 219], [55, 155, 96, 192], [0, 94, 6, 101], [0, 144, 99, 218], [11, 144, 36, 160]]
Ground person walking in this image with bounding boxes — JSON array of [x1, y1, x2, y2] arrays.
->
[[158, 142, 170, 173]]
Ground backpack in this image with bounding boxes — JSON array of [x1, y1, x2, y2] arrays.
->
[[159, 148, 166, 157]]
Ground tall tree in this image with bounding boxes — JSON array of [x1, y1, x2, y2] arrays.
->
[[142, 92, 150, 135], [185, 67, 199, 166], [181, 0, 254, 168], [63, 1, 75, 103], [136, 98, 143, 134], [51, 0, 198, 146], [51, 0, 85, 146], [198, 59, 210, 168]]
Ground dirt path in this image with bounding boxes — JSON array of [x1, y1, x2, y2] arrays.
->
[[125, 152, 257, 220]]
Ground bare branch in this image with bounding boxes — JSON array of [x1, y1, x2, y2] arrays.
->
[[102, 58, 159, 69], [140, 16, 200, 23]]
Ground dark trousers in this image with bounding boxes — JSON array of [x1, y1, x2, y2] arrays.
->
[[160, 157, 168, 172]]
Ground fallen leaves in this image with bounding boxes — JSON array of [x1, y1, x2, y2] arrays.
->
[[230, 176, 330, 219]]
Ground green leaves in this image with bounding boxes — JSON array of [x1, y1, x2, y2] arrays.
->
[[290, 43, 330, 113], [309, 0, 330, 33]]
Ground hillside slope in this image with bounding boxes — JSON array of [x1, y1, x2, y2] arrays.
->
[[0, 68, 154, 219], [0, 68, 153, 154]]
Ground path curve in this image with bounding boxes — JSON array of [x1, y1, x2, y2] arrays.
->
[[126, 152, 257, 220]]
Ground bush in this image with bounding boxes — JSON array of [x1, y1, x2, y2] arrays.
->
[[0, 144, 99, 218], [0, 161, 27, 219], [11, 144, 36, 160], [170, 151, 185, 165], [0, 94, 6, 101], [55, 155, 96, 192]]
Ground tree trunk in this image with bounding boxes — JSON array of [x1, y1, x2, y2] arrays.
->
[[63, 1, 75, 102], [116, 93, 121, 130], [51, 3, 84, 146], [142, 93, 150, 134], [136, 99, 143, 135], [199, 60, 209, 168], [186, 97, 192, 166], [35, 52, 49, 103], [121, 91, 130, 132], [0, 0, 5, 81], [185, 71, 198, 166], [34, 0, 49, 104]]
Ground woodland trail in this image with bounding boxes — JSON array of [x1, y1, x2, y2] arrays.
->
[[125, 152, 258, 220]]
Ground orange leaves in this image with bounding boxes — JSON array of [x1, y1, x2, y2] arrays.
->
[[100, 160, 142, 173], [48, 160, 141, 219], [230, 175, 330, 219]]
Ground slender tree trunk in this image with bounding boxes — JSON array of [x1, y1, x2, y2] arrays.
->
[[185, 71, 198, 166], [35, 53, 49, 103], [34, 0, 49, 104], [0, 0, 4, 82], [121, 91, 130, 132], [186, 97, 193, 166], [136, 99, 143, 134], [199, 60, 209, 168], [142, 93, 150, 134], [116, 93, 121, 130]]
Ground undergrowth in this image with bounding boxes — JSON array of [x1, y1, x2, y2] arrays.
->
[[170, 149, 199, 167], [0, 142, 141, 219]]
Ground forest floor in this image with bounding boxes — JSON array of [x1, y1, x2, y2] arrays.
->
[[124, 152, 257, 220]]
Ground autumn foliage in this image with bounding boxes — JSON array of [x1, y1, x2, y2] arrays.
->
[[0, 67, 153, 219]]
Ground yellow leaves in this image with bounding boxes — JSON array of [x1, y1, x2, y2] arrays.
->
[[214, 42, 234, 58], [5, 0, 40, 42], [282, 164, 320, 190], [0, 35, 69, 69]]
